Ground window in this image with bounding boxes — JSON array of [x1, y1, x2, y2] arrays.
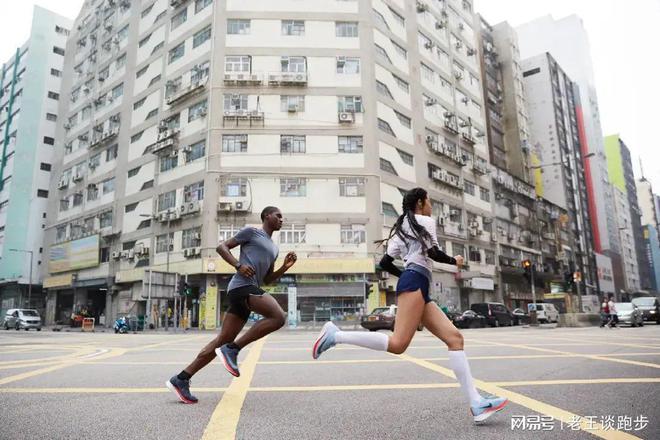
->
[[468, 246, 481, 263], [373, 9, 389, 29], [188, 99, 208, 122], [37, 189, 49, 198], [282, 20, 305, 36], [182, 227, 202, 249], [397, 149, 413, 165], [102, 177, 115, 194], [222, 178, 247, 197], [130, 131, 144, 143], [338, 96, 363, 113], [341, 224, 366, 244], [48, 91, 59, 100], [280, 135, 306, 154], [523, 67, 540, 78], [336, 21, 358, 37], [382, 202, 398, 217], [56, 225, 67, 241], [195, 0, 213, 13], [55, 25, 69, 36], [377, 119, 396, 137], [280, 95, 305, 112], [158, 190, 176, 211], [485, 249, 495, 265], [392, 74, 409, 93], [394, 110, 411, 128], [171, 8, 187, 29], [339, 177, 365, 196], [225, 55, 250, 72], [380, 158, 397, 175], [449, 207, 462, 223], [87, 184, 99, 201], [480, 187, 490, 202], [218, 225, 240, 242], [186, 140, 205, 162], [376, 81, 394, 100], [156, 233, 174, 253], [193, 25, 211, 48], [112, 83, 124, 99], [148, 75, 161, 87], [222, 134, 248, 152], [160, 152, 178, 172], [138, 34, 151, 48], [127, 166, 140, 178], [280, 224, 306, 244], [105, 144, 118, 161], [391, 40, 407, 59], [168, 42, 185, 64], [43, 136, 55, 145], [281, 56, 306, 73], [280, 178, 307, 197], [117, 25, 129, 41], [133, 97, 146, 110], [336, 56, 360, 74], [73, 192, 84, 207], [50, 68, 62, 77], [136, 65, 149, 78], [464, 180, 475, 195], [421, 63, 435, 82], [53, 46, 65, 56], [374, 44, 392, 63], [40, 163, 52, 171], [141, 4, 154, 18], [145, 108, 158, 120], [338, 136, 363, 153], [116, 53, 127, 69], [227, 19, 250, 35], [452, 243, 465, 258], [60, 198, 70, 211], [389, 7, 405, 27], [184, 181, 204, 202]]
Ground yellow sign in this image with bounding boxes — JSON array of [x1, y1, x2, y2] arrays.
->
[[49, 235, 100, 274], [43, 273, 73, 288], [544, 293, 566, 299], [203, 257, 375, 274], [205, 285, 217, 330]]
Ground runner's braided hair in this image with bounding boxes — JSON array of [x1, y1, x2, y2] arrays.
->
[[375, 187, 434, 251]]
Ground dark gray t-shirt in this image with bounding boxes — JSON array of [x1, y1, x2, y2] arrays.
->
[[227, 227, 279, 291]]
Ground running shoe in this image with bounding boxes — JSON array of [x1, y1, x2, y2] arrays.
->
[[166, 375, 198, 404], [312, 321, 339, 359], [471, 395, 508, 422], [216, 344, 241, 377]]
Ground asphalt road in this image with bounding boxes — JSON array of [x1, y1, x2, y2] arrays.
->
[[1, 323, 659, 440]]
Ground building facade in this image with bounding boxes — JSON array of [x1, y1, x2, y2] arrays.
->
[[636, 178, 659, 292], [521, 52, 598, 305], [43, 0, 498, 326], [0, 7, 71, 318], [516, 14, 620, 299]]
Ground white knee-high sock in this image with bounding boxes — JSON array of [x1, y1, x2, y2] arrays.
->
[[448, 350, 482, 406], [334, 330, 389, 351]]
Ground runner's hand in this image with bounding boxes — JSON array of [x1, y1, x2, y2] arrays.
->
[[283, 252, 297, 269], [454, 255, 464, 267], [238, 264, 256, 277]]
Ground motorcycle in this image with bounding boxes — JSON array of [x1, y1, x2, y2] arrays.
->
[[113, 316, 131, 334]]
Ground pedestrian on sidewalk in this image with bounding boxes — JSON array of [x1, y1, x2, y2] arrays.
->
[[607, 294, 619, 328], [166, 206, 297, 404], [600, 297, 610, 328], [312, 188, 508, 423]]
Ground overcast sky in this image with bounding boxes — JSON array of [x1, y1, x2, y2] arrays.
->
[[2, 0, 658, 191]]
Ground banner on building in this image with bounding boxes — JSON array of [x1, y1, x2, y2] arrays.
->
[[595, 253, 615, 294], [48, 235, 100, 274], [205, 285, 217, 330], [287, 286, 297, 328]]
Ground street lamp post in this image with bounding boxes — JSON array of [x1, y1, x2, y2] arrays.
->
[[10, 249, 33, 307]]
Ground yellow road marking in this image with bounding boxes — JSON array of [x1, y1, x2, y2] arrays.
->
[[536, 335, 660, 350], [0, 387, 227, 393], [201, 337, 266, 440], [398, 353, 642, 440]]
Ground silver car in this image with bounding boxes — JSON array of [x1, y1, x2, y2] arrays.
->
[[3, 309, 42, 331], [615, 303, 644, 327]]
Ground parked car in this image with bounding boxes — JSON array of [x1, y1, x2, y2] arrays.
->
[[452, 310, 487, 329], [511, 308, 531, 326], [360, 305, 423, 332], [470, 303, 513, 327], [631, 297, 660, 324], [616, 302, 644, 327], [3, 309, 42, 331], [527, 303, 559, 324]]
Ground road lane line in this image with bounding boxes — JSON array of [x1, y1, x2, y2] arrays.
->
[[398, 353, 642, 440], [201, 337, 266, 440]]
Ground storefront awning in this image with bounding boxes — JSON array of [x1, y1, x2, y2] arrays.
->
[[43, 274, 73, 289], [296, 282, 365, 297]]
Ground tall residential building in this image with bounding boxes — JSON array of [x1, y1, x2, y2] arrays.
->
[[0, 7, 72, 318], [521, 52, 598, 303], [604, 134, 650, 294], [476, 18, 571, 310], [636, 178, 660, 292], [516, 15, 620, 297], [43, 0, 496, 326]]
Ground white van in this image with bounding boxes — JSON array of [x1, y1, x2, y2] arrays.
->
[[528, 303, 559, 323]]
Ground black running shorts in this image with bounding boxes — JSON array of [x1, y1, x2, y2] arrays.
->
[[226, 285, 265, 320]]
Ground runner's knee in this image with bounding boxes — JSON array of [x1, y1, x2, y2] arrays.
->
[[388, 337, 411, 354], [445, 330, 464, 350]]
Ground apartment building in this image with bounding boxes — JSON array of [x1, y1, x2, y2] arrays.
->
[[636, 178, 660, 292], [42, 0, 496, 326], [521, 52, 598, 304], [0, 7, 71, 318]]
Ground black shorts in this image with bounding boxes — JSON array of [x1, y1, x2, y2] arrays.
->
[[227, 285, 265, 320], [396, 269, 432, 304]]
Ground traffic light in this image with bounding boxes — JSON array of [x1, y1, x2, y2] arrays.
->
[[177, 276, 189, 296], [364, 282, 376, 299], [522, 260, 532, 285]]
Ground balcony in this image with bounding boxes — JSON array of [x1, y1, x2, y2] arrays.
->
[[430, 166, 462, 190], [151, 128, 179, 154], [222, 109, 264, 127], [472, 157, 489, 175], [223, 72, 263, 86], [166, 77, 207, 106], [427, 140, 466, 167], [267, 72, 308, 87], [442, 115, 459, 135], [88, 127, 119, 150]]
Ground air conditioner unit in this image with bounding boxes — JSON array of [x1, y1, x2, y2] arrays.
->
[[425, 135, 436, 146], [217, 202, 232, 212], [179, 204, 187, 215], [338, 112, 355, 123], [424, 41, 434, 49], [183, 248, 191, 258], [454, 71, 464, 80], [336, 56, 346, 67], [467, 48, 476, 56], [111, 251, 121, 260], [416, 2, 428, 13], [435, 20, 447, 29], [463, 279, 473, 288], [72, 172, 83, 182], [425, 98, 437, 106], [234, 201, 248, 212], [88, 160, 98, 169], [140, 247, 150, 256], [193, 247, 202, 256], [182, 146, 192, 154], [57, 179, 68, 189], [288, 104, 298, 113], [378, 280, 388, 290], [192, 232, 201, 240], [187, 201, 200, 214]]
